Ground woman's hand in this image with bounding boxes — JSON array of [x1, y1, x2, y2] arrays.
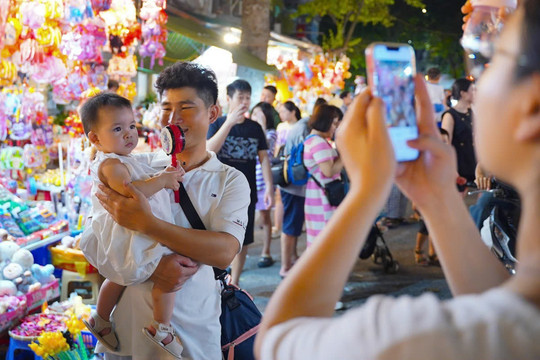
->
[[335, 88, 395, 201], [395, 76, 459, 210], [96, 182, 154, 233]]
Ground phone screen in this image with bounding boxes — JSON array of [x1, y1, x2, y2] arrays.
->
[[367, 44, 419, 162]]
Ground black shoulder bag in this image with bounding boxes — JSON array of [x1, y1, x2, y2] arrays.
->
[[309, 173, 346, 207], [178, 183, 261, 360]]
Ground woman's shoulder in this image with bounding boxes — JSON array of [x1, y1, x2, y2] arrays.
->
[[304, 134, 329, 149]]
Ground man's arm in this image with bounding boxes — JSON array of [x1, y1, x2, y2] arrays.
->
[[96, 182, 239, 268], [207, 106, 245, 152], [96, 171, 249, 269]]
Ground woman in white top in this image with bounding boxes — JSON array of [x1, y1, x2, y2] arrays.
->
[[255, 2, 540, 359]]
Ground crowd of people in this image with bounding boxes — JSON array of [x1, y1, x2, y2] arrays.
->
[[77, 0, 539, 358]]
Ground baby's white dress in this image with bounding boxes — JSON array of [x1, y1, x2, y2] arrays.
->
[[83, 151, 173, 285]]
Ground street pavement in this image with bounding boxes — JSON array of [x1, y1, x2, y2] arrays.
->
[[239, 219, 452, 314]]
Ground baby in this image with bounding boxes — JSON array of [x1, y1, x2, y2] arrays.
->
[[79, 92, 185, 359]]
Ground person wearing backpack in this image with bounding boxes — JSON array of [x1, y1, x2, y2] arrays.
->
[[278, 99, 326, 278], [272, 101, 302, 238], [303, 105, 344, 247]]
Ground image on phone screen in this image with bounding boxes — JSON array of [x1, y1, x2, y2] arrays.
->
[[368, 44, 419, 162]]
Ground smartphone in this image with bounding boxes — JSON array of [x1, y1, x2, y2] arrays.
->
[[365, 43, 419, 162]]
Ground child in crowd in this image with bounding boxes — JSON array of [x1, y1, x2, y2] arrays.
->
[[79, 92, 185, 359]]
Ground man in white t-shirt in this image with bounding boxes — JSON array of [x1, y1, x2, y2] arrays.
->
[[81, 62, 250, 360], [425, 67, 447, 123]]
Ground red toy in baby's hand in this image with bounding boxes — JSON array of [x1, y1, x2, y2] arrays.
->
[[160, 124, 185, 203]]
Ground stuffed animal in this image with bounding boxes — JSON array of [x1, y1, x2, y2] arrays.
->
[[0, 241, 20, 262], [11, 248, 34, 269], [3, 262, 23, 281], [0, 280, 17, 296], [15, 269, 40, 293], [31, 264, 55, 285]]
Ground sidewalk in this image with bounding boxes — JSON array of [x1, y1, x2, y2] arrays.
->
[[240, 221, 451, 313]]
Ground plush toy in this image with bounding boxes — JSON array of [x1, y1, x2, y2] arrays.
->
[[0, 241, 20, 262], [31, 264, 55, 285], [0, 280, 17, 296], [11, 248, 34, 269], [3, 262, 23, 281], [15, 269, 40, 293]]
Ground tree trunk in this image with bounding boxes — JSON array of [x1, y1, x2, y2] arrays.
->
[[240, 0, 271, 61]]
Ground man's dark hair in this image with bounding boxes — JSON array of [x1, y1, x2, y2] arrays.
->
[[313, 97, 327, 113], [426, 67, 441, 80], [251, 102, 276, 130], [264, 85, 277, 95], [516, 0, 540, 81], [107, 79, 119, 91], [308, 104, 341, 132], [339, 91, 350, 99], [283, 101, 301, 120], [155, 62, 218, 106], [79, 92, 132, 135], [451, 78, 473, 100], [227, 79, 252, 98]]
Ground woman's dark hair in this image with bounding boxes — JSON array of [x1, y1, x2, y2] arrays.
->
[[516, 0, 540, 80], [80, 92, 132, 135], [282, 101, 301, 120], [155, 62, 218, 106], [451, 78, 473, 100], [308, 104, 341, 133], [251, 102, 275, 130], [313, 97, 327, 113]]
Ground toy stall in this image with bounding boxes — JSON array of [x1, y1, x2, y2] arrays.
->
[[0, 0, 168, 358], [265, 48, 352, 114]]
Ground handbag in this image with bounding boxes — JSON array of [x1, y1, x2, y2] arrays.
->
[[309, 175, 346, 207], [271, 145, 288, 187], [178, 183, 262, 360]]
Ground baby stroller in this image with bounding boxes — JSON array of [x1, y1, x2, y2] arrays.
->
[[359, 225, 400, 274]]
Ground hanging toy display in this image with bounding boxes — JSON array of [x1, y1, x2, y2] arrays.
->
[[0, 147, 25, 170], [139, 0, 168, 69], [0, 0, 11, 51], [23, 144, 47, 169]]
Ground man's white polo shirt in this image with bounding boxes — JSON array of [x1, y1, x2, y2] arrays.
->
[[90, 151, 250, 360]]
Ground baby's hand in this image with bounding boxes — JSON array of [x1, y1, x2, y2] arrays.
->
[[160, 166, 185, 191]]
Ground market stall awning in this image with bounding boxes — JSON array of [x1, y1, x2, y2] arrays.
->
[[139, 13, 278, 75]]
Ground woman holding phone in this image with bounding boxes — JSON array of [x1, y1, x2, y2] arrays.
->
[[255, 1, 540, 358]]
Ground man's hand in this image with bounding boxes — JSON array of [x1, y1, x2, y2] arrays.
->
[[96, 182, 153, 233], [158, 165, 185, 191], [225, 104, 247, 127], [151, 254, 200, 292]]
